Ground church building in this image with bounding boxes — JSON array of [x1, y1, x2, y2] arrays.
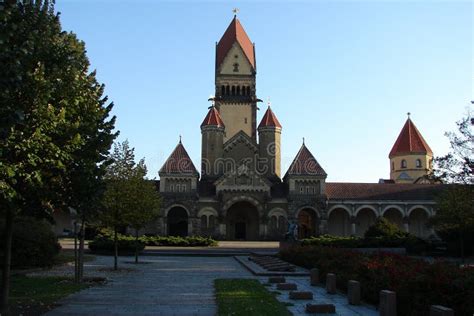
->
[[155, 15, 445, 240]]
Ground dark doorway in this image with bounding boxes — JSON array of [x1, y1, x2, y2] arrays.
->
[[167, 207, 188, 237], [226, 201, 259, 240], [297, 208, 319, 239], [235, 222, 246, 240]]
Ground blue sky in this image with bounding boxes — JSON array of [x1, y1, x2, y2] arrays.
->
[[56, 0, 472, 182]]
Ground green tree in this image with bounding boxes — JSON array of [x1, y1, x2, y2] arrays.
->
[[0, 2, 116, 312], [435, 108, 473, 184], [431, 186, 474, 262], [432, 108, 474, 261], [123, 160, 161, 263], [102, 142, 161, 267]]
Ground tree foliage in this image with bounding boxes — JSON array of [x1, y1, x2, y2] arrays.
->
[[435, 108, 473, 184], [102, 141, 161, 267], [0, 1, 117, 311]]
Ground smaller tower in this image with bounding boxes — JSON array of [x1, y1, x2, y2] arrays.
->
[[258, 105, 282, 180], [201, 106, 225, 179], [389, 114, 433, 183]]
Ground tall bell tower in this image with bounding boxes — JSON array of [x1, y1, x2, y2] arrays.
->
[[214, 14, 258, 142]]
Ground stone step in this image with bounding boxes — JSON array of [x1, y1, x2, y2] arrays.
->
[[305, 303, 336, 314], [276, 283, 297, 291], [289, 291, 313, 300], [268, 276, 286, 283]]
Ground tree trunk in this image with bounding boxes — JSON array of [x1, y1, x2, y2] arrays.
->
[[114, 226, 118, 270], [135, 229, 139, 264], [78, 217, 85, 281], [74, 221, 79, 283], [0, 209, 14, 316]]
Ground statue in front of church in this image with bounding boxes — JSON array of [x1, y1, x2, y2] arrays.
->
[[285, 220, 298, 241]]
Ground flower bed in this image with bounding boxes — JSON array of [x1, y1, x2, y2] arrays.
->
[[280, 246, 474, 315]]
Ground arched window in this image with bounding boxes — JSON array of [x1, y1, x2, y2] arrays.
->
[[221, 85, 225, 96], [233, 63, 239, 72], [231, 86, 235, 96], [246, 86, 251, 96], [416, 159, 422, 168], [236, 86, 240, 95], [401, 159, 407, 168], [226, 85, 229, 95], [170, 184, 174, 192]]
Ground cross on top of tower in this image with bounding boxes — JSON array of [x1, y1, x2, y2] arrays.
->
[[267, 97, 271, 108], [232, 8, 239, 16], [407, 112, 411, 118]]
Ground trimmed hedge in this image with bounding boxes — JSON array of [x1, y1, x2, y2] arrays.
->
[[0, 216, 61, 268], [141, 235, 217, 247], [88, 231, 145, 254], [300, 234, 429, 254], [88, 231, 217, 253], [280, 246, 474, 316]]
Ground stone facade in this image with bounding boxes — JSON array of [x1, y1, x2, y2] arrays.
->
[[152, 16, 443, 241]]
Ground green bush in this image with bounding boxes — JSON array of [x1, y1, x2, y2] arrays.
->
[[0, 216, 61, 268], [280, 246, 474, 315], [88, 232, 145, 254], [88, 231, 217, 253], [141, 235, 217, 247], [300, 234, 429, 254], [364, 218, 409, 238]]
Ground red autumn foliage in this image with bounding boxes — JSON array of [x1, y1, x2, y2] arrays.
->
[[280, 246, 474, 315]]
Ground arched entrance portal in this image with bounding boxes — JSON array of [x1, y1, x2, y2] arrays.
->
[[226, 201, 259, 240], [167, 207, 188, 237], [297, 208, 319, 239]]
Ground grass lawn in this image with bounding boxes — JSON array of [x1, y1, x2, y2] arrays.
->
[[53, 249, 95, 266], [9, 275, 88, 315], [215, 279, 292, 316]]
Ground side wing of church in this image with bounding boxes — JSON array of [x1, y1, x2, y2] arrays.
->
[[154, 15, 444, 241]]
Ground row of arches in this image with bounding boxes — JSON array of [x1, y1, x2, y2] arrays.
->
[[164, 203, 433, 239], [220, 85, 252, 97]]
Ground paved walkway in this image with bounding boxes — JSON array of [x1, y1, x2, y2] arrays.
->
[[46, 255, 252, 316]]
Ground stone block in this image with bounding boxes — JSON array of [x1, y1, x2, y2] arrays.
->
[[276, 283, 297, 291], [347, 280, 361, 305], [379, 290, 396, 316], [326, 273, 336, 294], [268, 276, 286, 283], [289, 291, 313, 300], [430, 305, 454, 316], [305, 303, 336, 314], [310, 268, 319, 285]]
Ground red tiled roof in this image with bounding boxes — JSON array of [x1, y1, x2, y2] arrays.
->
[[326, 182, 447, 200], [216, 17, 255, 70], [258, 106, 282, 129], [389, 118, 433, 158], [159, 141, 198, 175], [201, 107, 225, 128], [285, 144, 327, 177]]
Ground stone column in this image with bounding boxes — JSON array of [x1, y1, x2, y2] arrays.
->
[[379, 290, 397, 316], [163, 217, 167, 236], [403, 217, 410, 233], [350, 216, 357, 236]]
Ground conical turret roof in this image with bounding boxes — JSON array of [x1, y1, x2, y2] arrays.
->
[[258, 106, 282, 129], [389, 117, 433, 158], [201, 107, 225, 128]]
